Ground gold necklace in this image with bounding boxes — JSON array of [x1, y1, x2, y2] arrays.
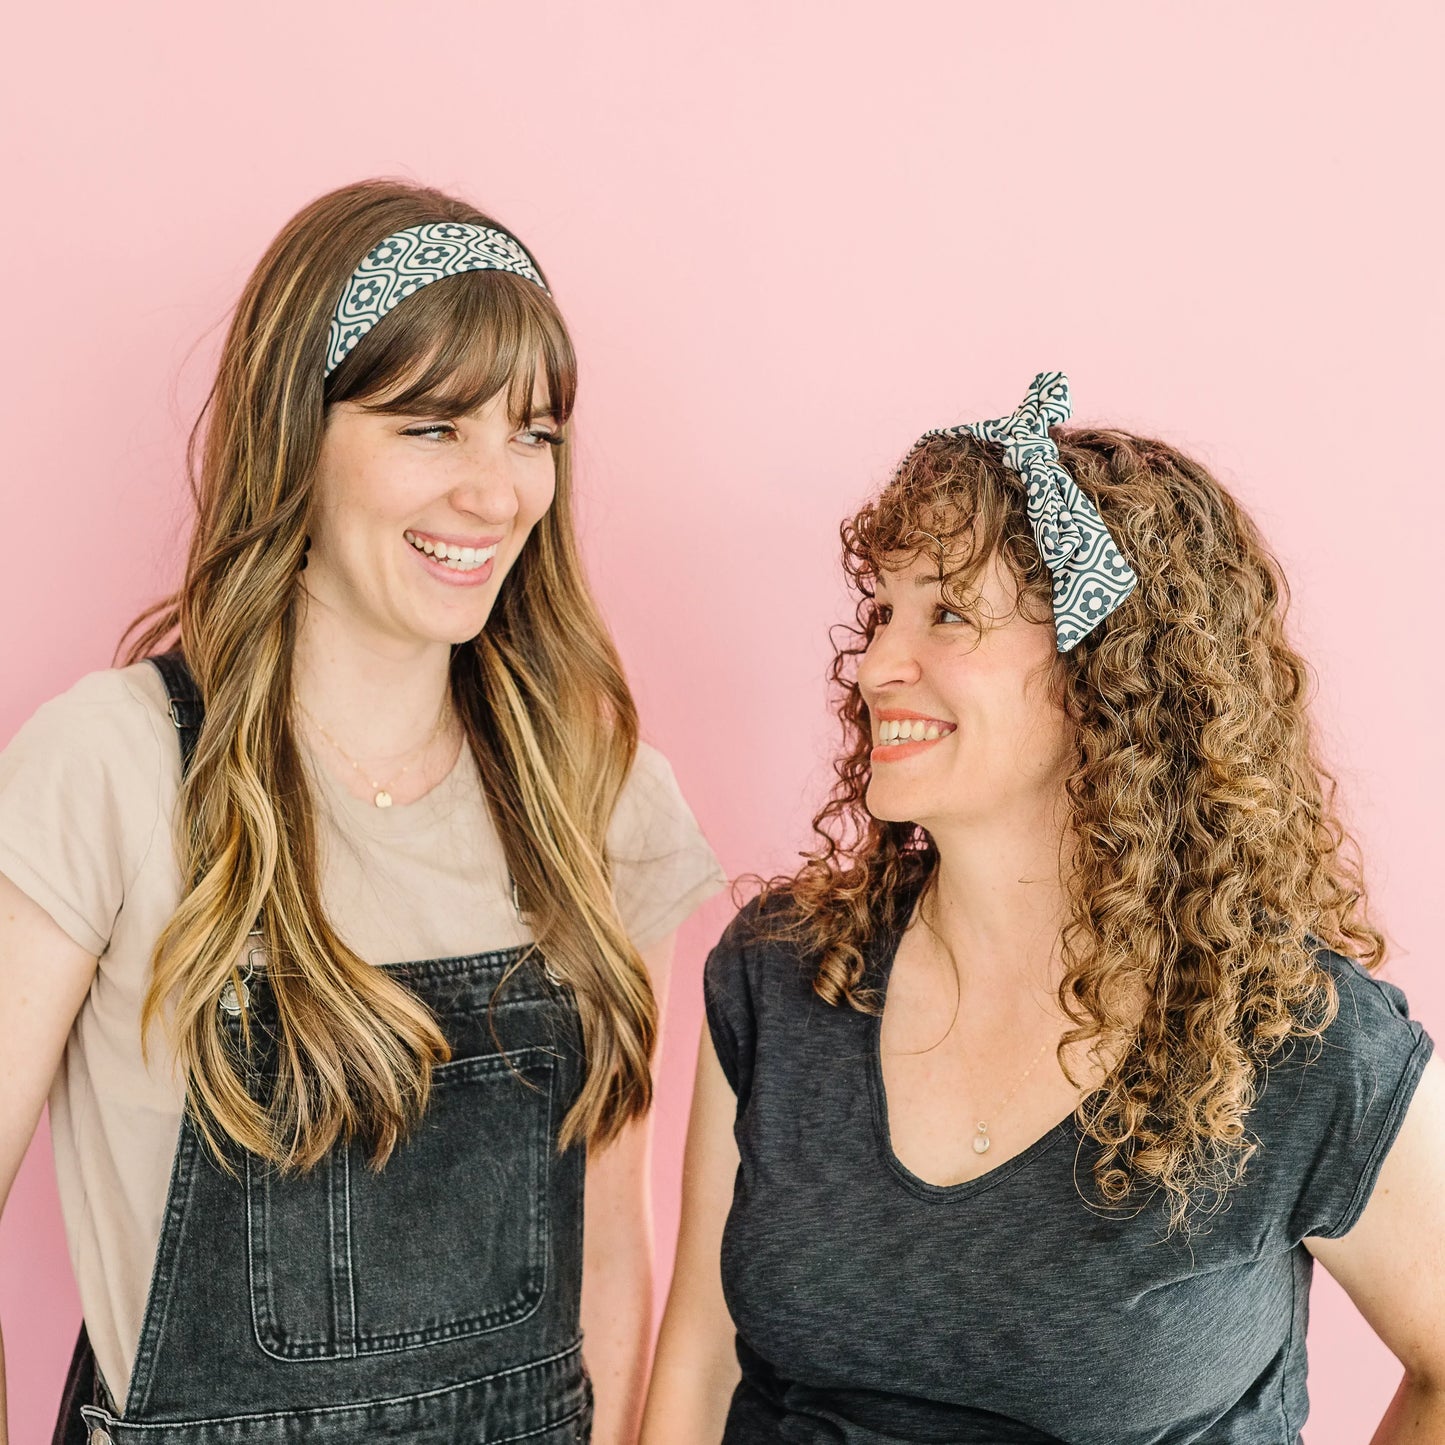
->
[[298, 698, 451, 809], [918, 892, 1060, 1157]]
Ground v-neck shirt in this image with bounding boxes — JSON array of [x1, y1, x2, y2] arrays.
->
[[703, 893, 1431, 1444]]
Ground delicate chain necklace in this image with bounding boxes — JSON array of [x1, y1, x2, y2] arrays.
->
[[918, 892, 1060, 1157], [297, 698, 452, 809], [970, 1036, 1054, 1156]]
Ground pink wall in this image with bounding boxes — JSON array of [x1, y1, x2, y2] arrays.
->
[[2, 3, 1440, 1440]]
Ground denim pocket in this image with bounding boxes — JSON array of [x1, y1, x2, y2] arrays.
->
[[247, 1047, 554, 1359]]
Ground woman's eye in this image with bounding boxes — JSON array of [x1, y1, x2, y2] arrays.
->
[[517, 428, 563, 449], [935, 607, 965, 625], [401, 423, 456, 442], [868, 603, 893, 627]]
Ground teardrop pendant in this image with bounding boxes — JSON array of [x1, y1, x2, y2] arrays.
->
[[374, 790, 393, 809], [972, 1122, 991, 1155]]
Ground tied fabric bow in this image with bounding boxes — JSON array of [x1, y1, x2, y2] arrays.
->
[[906, 372, 1138, 652]]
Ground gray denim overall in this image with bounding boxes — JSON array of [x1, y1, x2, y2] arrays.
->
[[54, 652, 593, 1445]]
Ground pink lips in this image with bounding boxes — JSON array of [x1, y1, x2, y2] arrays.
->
[[870, 710, 956, 765]]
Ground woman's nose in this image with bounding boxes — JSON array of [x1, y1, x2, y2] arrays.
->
[[448, 446, 521, 523], [858, 623, 923, 694]]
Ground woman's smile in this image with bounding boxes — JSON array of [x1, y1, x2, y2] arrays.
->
[[871, 709, 957, 763], [403, 528, 503, 587]]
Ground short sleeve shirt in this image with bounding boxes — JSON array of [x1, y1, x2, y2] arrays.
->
[[0, 663, 727, 1407], [704, 895, 1433, 1445]]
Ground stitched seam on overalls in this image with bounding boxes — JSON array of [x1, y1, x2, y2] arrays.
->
[[246, 1047, 555, 1359], [124, 1126, 199, 1418], [82, 1339, 586, 1433], [340, 1147, 358, 1353]]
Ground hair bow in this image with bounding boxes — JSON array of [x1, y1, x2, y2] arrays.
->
[[907, 371, 1137, 652]]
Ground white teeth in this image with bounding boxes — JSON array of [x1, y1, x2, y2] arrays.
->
[[876, 718, 953, 747], [405, 534, 497, 572]]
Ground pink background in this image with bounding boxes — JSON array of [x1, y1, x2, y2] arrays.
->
[[2, 4, 1440, 1440]]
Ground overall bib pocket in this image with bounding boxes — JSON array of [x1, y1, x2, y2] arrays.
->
[[246, 1046, 555, 1359]]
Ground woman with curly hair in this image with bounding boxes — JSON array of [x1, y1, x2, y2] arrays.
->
[[643, 374, 1444, 1443], [0, 180, 724, 1445]]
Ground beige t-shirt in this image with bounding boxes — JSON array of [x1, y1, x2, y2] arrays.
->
[[0, 663, 726, 1407]]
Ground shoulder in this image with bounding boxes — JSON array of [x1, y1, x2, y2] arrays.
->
[[1315, 945, 1415, 1020], [1251, 945, 1434, 1240], [1308, 946, 1429, 1070], [607, 742, 688, 850], [1257, 945, 1430, 1096], [605, 741, 725, 948], [3, 662, 173, 778], [712, 888, 802, 952], [1291, 946, 1434, 1118], [703, 889, 813, 1003], [0, 662, 178, 955]]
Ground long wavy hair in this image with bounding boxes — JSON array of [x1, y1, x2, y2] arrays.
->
[[765, 427, 1383, 1231], [124, 179, 651, 1170]]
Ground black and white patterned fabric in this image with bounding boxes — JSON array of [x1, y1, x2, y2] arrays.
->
[[325, 222, 549, 378], [902, 372, 1138, 652]]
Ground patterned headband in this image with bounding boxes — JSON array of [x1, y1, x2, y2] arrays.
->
[[899, 372, 1137, 652], [325, 221, 549, 378]]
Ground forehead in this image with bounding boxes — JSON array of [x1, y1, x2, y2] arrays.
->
[[873, 549, 1021, 610], [873, 555, 947, 590], [359, 348, 557, 419]]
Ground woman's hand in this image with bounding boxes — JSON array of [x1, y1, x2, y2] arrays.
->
[[0, 871, 100, 1445], [1307, 1056, 1445, 1443], [640, 1025, 742, 1445]]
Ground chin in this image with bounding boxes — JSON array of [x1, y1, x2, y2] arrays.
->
[[420, 599, 502, 648], [864, 778, 922, 826]]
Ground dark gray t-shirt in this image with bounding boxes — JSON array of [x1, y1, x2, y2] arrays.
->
[[703, 895, 1433, 1444]]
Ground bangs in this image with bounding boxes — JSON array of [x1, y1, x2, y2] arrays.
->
[[844, 435, 1053, 623], [326, 268, 577, 425]]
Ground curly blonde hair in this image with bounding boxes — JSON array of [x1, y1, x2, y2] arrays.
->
[[766, 426, 1383, 1232]]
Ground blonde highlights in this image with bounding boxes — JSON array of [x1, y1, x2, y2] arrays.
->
[[125, 180, 650, 1169], [770, 428, 1383, 1231]]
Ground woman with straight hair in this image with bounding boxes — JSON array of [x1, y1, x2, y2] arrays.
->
[[0, 179, 724, 1445], [643, 374, 1445, 1443]]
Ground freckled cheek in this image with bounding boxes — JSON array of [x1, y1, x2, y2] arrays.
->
[[515, 471, 558, 533]]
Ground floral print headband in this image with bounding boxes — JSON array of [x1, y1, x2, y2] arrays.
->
[[325, 221, 549, 378], [899, 371, 1137, 651]]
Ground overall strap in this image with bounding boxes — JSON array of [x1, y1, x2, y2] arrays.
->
[[148, 649, 203, 777]]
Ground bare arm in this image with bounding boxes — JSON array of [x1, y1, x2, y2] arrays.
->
[[0, 870, 100, 1445], [640, 1024, 741, 1445], [580, 931, 677, 1445], [1307, 1056, 1445, 1445]]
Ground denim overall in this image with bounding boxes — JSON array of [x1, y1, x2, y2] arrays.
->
[[54, 652, 593, 1444]]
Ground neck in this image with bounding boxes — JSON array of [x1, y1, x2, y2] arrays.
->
[[919, 792, 1072, 996], [291, 596, 454, 756]]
